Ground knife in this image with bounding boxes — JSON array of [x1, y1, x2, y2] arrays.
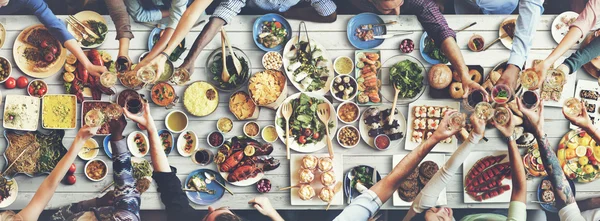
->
[[373, 32, 413, 39], [372, 167, 378, 185]]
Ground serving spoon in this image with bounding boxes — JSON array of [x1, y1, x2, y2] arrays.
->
[[281, 102, 293, 160], [389, 82, 400, 125], [219, 31, 230, 82], [221, 28, 243, 76], [317, 103, 334, 159], [204, 171, 233, 195]]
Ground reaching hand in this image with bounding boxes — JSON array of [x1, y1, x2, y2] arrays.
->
[[517, 97, 545, 136], [432, 110, 464, 141], [85, 64, 108, 78], [469, 113, 486, 136], [179, 60, 196, 75], [563, 101, 592, 129], [461, 78, 488, 99], [249, 197, 281, 220], [123, 102, 155, 130], [496, 64, 520, 92], [532, 60, 551, 89], [108, 116, 127, 139], [493, 113, 516, 138], [76, 125, 99, 141]]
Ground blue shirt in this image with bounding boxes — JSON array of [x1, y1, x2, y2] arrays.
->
[[125, 0, 188, 28], [507, 0, 544, 70], [333, 190, 382, 221], [212, 0, 337, 24], [0, 0, 73, 44]]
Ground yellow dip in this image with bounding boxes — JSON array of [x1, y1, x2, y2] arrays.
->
[[78, 139, 99, 160], [217, 118, 233, 133], [334, 57, 353, 75], [261, 125, 278, 143], [42, 95, 76, 129]]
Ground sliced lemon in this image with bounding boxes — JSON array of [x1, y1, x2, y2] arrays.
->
[[557, 149, 566, 162], [64, 63, 76, 73], [593, 146, 600, 160], [214, 152, 226, 164], [63, 72, 75, 83], [356, 52, 366, 60], [532, 149, 540, 158], [579, 156, 590, 166], [576, 146, 588, 157], [581, 135, 592, 146], [567, 140, 579, 149], [66, 54, 77, 65], [566, 148, 577, 160], [244, 145, 255, 157], [584, 164, 596, 174], [101, 52, 112, 63], [563, 163, 575, 177], [356, 61, 364, 69]]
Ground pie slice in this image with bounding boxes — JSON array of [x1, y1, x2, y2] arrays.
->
[[17, 26, 62, 72]]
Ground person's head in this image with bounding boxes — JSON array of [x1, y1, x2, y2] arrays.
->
[[368, 0, 404, 15], [202, 206, 242, 221], [0, 0, 9, 8], [411, 206, 453, 221]]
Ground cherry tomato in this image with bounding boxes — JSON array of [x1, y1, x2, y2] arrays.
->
[[65, 174, 76, 185], [40, 40, 48, 48], [274, 21, 282, 28], [28, 85, 34, 95], [68, 163, 76, 174], [4, 77, 15, 89], [312, 132, 320, 139], [49, 46, 58, 55], [37, 87, 46, 96], [16, 76, 28, 88], [298, 136, 307, 144]]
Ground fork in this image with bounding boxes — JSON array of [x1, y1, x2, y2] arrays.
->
[[68, 15, 100, 39], [65, 18, 94, 43], [317, 103, 334, 159], [281, 102, 293, 160]]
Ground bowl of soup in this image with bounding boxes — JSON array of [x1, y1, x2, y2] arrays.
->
[[78, 138, 99, 160], [165, 110, 188, 133]]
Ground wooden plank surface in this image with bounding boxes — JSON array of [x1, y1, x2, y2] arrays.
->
[[0, 14, 596, 211]]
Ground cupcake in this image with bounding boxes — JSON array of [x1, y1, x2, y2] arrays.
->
[[318, 186, 335, 202], [298, 184, 315, 200], [320, 171, 336, 186], [298, 168, 315, 184], [318, 157, 334, 172], [301, 155, 318, 170]]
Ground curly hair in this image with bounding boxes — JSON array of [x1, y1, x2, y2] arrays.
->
[[215, 213, 242, 221], [410, 212, 427, 221]]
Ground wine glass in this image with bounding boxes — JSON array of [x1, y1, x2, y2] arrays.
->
[[447, 112, 466, 131], [493, 106, 511, 126], [84, 108, 106, 127], [126, 96, 144, 115], [545, 69, 567, 89], [520, 90, 540, 109], [100, 71, 118, 88], [463, 89, 487, 112], [137, 66, 156, 90], [491, 84, 512, 104], [474, 102, 494, 121], [104, 103, 123, 120], [520, 69, 540, 91], [563, 97, 582, 118]]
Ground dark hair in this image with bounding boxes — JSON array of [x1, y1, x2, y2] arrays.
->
[[214, 213, 242, 221], [410, 212, 427, 221]]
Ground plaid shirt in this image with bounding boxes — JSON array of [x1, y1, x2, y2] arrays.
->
[[352, 0, 455, 45], [212, 0, 337, 24]]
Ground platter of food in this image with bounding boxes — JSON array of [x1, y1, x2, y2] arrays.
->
[[81, 101, 112, 135], [359, 105, 406, 150], [380, 55, 426, 104], [393, 154, 446, 206], [343, 165, 381, 203], [355, 50, 382, 105], [63, 49, 115, 101], [283, 36, 334, 95], [0, 176, 17, 208], [524, 54, 571, 107], [183, 81, 219, 117], [151, 82, 178, 108], [571, 80, 600, 129], [537, 176, 576, 213], [463, 151, 512, 203], [428, 64, 484, 99], [229, 91, 259, 120], [331, 75, 358, 102], [85, 159, 108, 181], [551, 11, 582, 45], [275, 93, 337, 153], [127, 131, 149, 158], [523, 143, 547, 177], [214, 136, 280, 186], [13, 24, 67, 78], [3, 130, 67, 178], [419, 32, 449, 64], [347, 13, 386, 49], [499, 16, 517, 49], [483, 60, 523, 96], [184, 168, 226, 205], [558, 130, 600, 182], [66, 11, 108, 48], [248, 69, 287, 110], [206, 47, 251, 92], [405, 100, 459, 152], [158, 129, 174, 155], [0, 56, 12, 83], [41, 94, 77, 129], [177, 131, 198, 157], [289, 154, 343, 205], [253, 13, 291, 51], [3, 95, 40, 131], [147, 27, 186, 61]]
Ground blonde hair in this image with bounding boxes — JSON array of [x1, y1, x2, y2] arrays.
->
[[0, 211, 20, 221]]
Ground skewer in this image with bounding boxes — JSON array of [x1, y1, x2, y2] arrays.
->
[[279, 185, 300, 191]]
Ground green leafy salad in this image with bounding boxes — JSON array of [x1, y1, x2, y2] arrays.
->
[[82, 20, 108, 47], [390, 60, 424, 99], [277, 93, 334, 146], [423, 36, 449, 63], [285, 41, 330, 92]]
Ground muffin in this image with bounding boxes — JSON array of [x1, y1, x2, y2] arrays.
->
[[318, 186, 335, 202], [320, 171, 336, 186], [301, 155, 318, 170], [298, 184, 315, 200], [298, 168, 315, 184], [318, 157, 334, 172]]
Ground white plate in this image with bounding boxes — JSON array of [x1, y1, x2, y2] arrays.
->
[[392, 154, 446, 206], [66, 11, 107, 48], [552, 11, 582, 45], [3, 95, 40, 131], [282, 36, 334, 95], [404, 100, 459, 153], [177, 130, 198, 157], [499, 16, 517, 49], [0, 178, 17, 208], [290, 154, 343, 206], [358, 104, 407, 149], [463, 151, 512, 203], [524, 53, 573, 107], [13, 24, 67, 79], [571, 80, 600, 129], [131, 157, 153, 181], [127, 131, 149, 158], [275, 92, 337, 153]]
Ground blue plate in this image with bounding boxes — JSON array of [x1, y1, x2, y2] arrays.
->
[[419, 32, 448, 65], [347, 13, 385, 49], [103, 135, 112, 160], [343, 165, 382, 203], [147, 27, 186, 61], [158, 129, 174, 156], [537, 176, 576, 213], [252, 13, 292, 52], [184, 169, 226, 205]]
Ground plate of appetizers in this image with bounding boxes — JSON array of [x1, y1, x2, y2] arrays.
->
[[343, 165, 381, 204], [405, 100, 459, 153], [214, 136, 280, 186], [499, 16, 517, 49], [524, 54, 572, 108], [537, 176, 576, 213], [463, 151, 512, 203], [558, 130, 600, 183], [571, 80, 600, 129], [13, 24, 67, 78], [289, 154, 343, 205], [283, 36, 334, 95], [551, 11, 582, 44], [184, 168, 225, 205], [392, 154, 446, 206], [359, 105, 406, 150], [253, 13, 292, 51], [347, 13, 386, 49], [355, 50, 382, 105]]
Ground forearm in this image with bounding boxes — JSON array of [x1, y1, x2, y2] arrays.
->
[[508, 0, 544, 69], [143, 28, 174, 63], [161, 9, 170, 18], [183, 18, 224, 64], [283, 8, 337, 23], [268, 213, 285, 221], [508, 140, 527, 203], [546, 28, 583, 64], [163, 0, 211, 55], [582, 124, 600, 146], [563, 35, 600, 73], [577, 196, 600, 212], [371, 136, 440, 202], [534, 132, 576, 208], [65, 40, 92, 68], [147, 123, 171, 172], [118, 38, 130, 57], [440, 37, 469, 80]]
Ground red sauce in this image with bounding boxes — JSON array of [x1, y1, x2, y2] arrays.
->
[[209, 132, 224, 147], [375, 135, 390, 149]]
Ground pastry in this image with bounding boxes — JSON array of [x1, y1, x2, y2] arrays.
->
[[449, 82, 464, 99], [318, 187, 335, 202], [320, 171, 336, 186], [301, 155, 318, 170], [318, 157, 334, 172], [298, 168, 314, 184], [298, 184, 315, 200]]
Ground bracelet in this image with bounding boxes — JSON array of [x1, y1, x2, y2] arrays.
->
[[159, 51, 169, 58]]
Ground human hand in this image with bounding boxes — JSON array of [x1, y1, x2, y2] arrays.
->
[[108, 116, 127, 140], [123, 102, 155, 130], [249, 197, 281, 219], [496, 64, 520, 91], [179, 59, 196, 75], [532, 60, 551, 89], [517, 97, 545, 137], [432, 110, 464, 142], [461, 77, 488, 99], [85, 64, 108, 78], [96, 190, 114, 207], [469, 113, 486, 136], [116, 55, 132, 73], [492, 113, 516, 138], [563, 101, 592, 130], [76, 125, 99, 141]]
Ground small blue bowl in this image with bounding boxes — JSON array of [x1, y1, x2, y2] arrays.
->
[[103, 135, 112, 160], [537, 176, 576, 213], [252, 13, 292, 52], [347, 13, 385, 49], [419, 32, 448, 65], [158, 129, 175, 156]]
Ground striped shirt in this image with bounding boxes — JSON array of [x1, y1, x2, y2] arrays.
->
[[212, 0, 337, 24]]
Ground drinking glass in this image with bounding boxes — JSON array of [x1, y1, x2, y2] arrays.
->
[[491, 84, 512, 104], [563, 97, 582, 118], [493, 106, 511, 126], [126, 96, 144, 115], [474, 102, 494, 121], [545, 69, 567, 89], [520, 69, 540, 90], [137, 66, 156, 90], [84, 108, 106, 127], [192, 149, 214, 166], [104, 103, 123, 120], [520, 90, 540, 109], [447, 112, 466, 131], [463, 89, 487, 112]]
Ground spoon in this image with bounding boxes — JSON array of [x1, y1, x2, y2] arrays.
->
[[221, 28, 242, 76], [317, 103, 334, 159], [389, 82, 400, 125], [83, 146, 100, 153], [219, 30, 230, 82], [204, 171, 233, 195]]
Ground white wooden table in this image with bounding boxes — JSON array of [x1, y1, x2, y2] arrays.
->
[[0, 14, 597, 211]]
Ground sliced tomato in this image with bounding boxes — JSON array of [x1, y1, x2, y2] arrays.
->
[[274, 21, 282, 28]]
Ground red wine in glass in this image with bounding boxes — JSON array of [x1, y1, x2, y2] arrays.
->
[[126, 98, 142, 114], [464, 90, 485, 111], [522, 91, 539, 109]]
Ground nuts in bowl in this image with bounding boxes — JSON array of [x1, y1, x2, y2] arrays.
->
[[0, 56, 11, 83], [337, 125, 360, 148], [28, 79, 47, 97], [262, 51, 283, 70]]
